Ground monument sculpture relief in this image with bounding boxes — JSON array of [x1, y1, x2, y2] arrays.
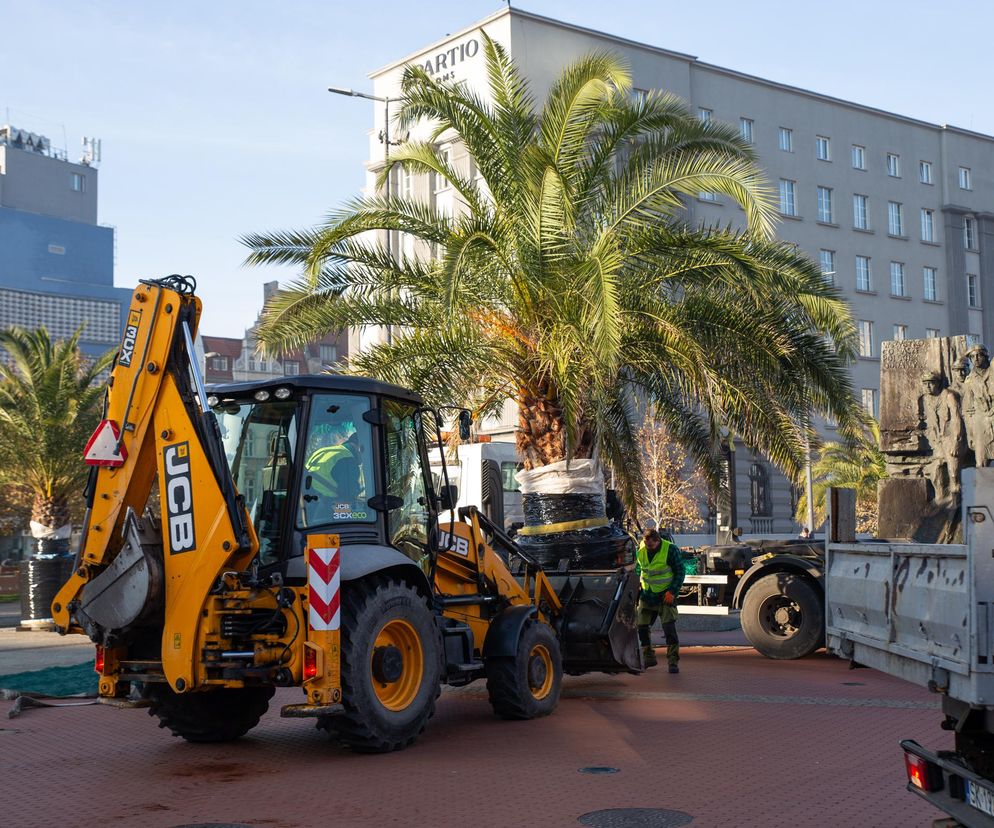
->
[[878, 335, 983, 542]]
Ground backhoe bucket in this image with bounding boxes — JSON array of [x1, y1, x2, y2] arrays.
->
[[550, 569, 642, 675]]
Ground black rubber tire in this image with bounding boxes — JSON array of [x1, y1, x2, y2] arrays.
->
[[486, 620, 562, 720], [319, 576, 443, 753], [147, 684, 275, 743], [956, 728, 994, 778], [741, 572, 824, 660]]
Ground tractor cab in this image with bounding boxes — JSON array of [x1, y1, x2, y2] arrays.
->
[[207, 375, 437, 580]]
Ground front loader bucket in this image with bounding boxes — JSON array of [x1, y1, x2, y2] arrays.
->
[[550, 569, 643, 675]]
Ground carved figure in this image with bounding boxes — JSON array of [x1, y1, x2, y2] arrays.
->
[[962, 345, 994, 467], [919, 370, 966, 502]]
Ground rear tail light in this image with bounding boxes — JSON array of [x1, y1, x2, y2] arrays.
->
[[303, 644, 318, 681], [94, 645, 105, 674], [904, 750, 943, 793]]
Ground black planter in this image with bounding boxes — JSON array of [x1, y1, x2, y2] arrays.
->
[[19, 547, 74, 629]]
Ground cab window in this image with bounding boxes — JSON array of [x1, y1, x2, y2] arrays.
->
[[299, 394, 376, 527]]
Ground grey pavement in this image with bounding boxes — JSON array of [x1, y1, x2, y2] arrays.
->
[[0, 600, 20, 628], [0, 627, 93, 675]]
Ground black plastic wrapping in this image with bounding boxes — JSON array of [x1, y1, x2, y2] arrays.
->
[[522, 492, 605, 528], [518, 491, 634, 570], [18, 556, 74, 623], [516, 524, 634, 570]]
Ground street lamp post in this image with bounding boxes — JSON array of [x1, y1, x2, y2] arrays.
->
[[328, 85, 403, 345]]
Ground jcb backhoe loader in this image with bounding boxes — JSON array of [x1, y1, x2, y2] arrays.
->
[[53, 276, 642, 752]]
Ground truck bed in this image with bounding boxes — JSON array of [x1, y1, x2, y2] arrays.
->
[[825, 468, 994, 707]]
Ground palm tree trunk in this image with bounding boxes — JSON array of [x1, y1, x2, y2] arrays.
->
[[515, 385, 596, 470]]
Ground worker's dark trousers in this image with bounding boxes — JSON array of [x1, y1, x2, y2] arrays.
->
[[637, 611, 679, 665]]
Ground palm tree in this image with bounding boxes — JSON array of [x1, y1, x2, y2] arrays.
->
[[243, 36, 862, 504], [0, 327, 114, 554], [794, 421, 887, 535]]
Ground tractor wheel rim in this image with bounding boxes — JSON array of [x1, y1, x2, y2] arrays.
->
[[528, 643, 554, 700], [371, 619, 424, 711]]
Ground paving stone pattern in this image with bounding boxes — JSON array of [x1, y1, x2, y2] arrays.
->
[[0, 647, 951, 828]]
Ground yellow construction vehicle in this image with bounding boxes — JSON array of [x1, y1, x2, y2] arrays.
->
[[52, 276, 641, 751]]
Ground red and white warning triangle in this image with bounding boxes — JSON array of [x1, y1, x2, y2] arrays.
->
[[83, 419, 128, 467]]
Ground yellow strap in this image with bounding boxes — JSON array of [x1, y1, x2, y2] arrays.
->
[[516, 517, 609, 537]]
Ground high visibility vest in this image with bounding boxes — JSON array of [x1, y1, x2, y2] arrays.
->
[[305, 445, 353, 497], [636, 541, 674, 594]]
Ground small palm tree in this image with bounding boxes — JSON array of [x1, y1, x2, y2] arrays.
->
[[0, 327, 114, 553], [794, 421, 887, 535], [243, 36, 862, 504]]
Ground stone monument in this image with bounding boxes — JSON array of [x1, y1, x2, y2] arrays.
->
[[878, 335, 982, 542]]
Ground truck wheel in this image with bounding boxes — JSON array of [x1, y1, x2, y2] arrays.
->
[[741, 572, 824, 660], [486, 620, 562, 720], [956, 728, 994, 778], [147, 685, 275, 743], [320, 576, 443, 753]]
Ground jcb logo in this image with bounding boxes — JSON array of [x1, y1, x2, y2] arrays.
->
[[118, 309, 142, 367], [164, 442, 196, 554], [439, 531, 470, 557]]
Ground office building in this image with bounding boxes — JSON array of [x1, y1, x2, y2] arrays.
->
[[0, 125, 130, 357]]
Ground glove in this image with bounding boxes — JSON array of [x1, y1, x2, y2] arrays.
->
[[663, 591, 675, 606]]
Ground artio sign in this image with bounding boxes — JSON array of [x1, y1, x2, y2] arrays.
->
[[418, 37, 480, 82]]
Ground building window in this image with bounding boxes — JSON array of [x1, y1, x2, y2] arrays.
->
[[959, 166, 972, 190], [816, 136, 831, 161], [856, 256, 872, 292], [70, 172, 85, 192], [919, 160, 932, 184], [887, 201, 904, 236], [740, 117, 753, 143], [698, 107, 713, 123], [247, 358, 256, 371], [819, 249, 836, 282], [853, 194, 869, 230], [926, 328, 940, 339], [749, 462, 772, 517], [698, 190, 718, 202], [631, 88, 649, 105], [852, 144, 866, 170], [921, 209, 934, 242], [858, 320, 874, 357], [284, 361, 300, 376], [433, 146, 452, 192], [890, 262, 906, 297], [965, 217, 977, 250], [923, 267, 938, 301], [210, 356, 228, 371], [861, 388, 878, 417], [968, 274, 981, 308], [319, 344, 337, 363], [893, 324, 907, 341], [778, 127, 793, 152], [817, 186, 834, 222], [779, 179, 797, 216], [886, 153, 900, 177], [402, 167, 413, 200]]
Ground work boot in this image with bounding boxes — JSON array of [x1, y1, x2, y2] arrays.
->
[[668, 663, 679, 674], [642, 646, 658, 668]]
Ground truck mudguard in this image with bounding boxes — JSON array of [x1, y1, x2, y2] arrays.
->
[[732, 555, 824, 609], [482, 604, 538, 659], [287, 543, 431, 596]]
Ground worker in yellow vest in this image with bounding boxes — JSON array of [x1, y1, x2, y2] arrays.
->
[[636, 528, 686, 672]]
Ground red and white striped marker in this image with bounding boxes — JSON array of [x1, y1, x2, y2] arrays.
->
[[307, 545, 340, 631]]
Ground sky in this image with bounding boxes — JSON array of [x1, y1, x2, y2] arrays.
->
[[6, 0, 994, 337]]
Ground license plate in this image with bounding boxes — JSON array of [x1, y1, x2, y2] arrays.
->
[[968, 780, 994, 818]]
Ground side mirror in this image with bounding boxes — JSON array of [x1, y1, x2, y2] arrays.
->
[[439, 484, 458, 511], [458, 410, 472, 441]]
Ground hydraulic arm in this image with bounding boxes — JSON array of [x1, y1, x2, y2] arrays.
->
[[53, 276, 257, 693]]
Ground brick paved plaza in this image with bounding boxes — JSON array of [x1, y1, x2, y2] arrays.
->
[[0, 638, 951, 828]]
